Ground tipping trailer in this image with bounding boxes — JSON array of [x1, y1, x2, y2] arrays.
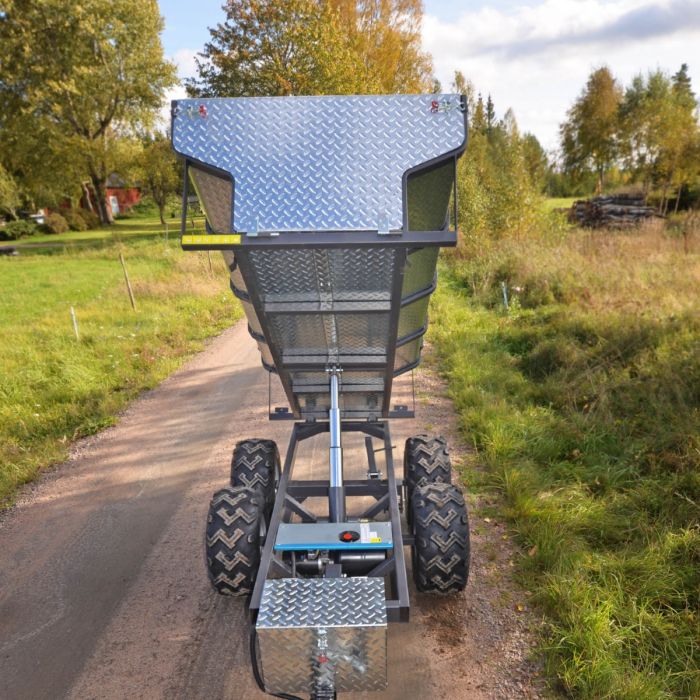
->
[[172, 94, 470, 699]]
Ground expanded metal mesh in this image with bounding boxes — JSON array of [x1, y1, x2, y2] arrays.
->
[[188, 166, 232, 233]]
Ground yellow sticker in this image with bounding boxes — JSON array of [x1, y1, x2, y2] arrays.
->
[[370, 537, 382, 543], [181, 234, 241, 246]]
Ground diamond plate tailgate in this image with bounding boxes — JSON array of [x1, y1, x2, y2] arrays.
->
[[172, 94, 465, 233], [256, 578, 387, 694]]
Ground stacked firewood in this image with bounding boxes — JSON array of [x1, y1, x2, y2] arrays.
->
[[568, 194, 659, 228]]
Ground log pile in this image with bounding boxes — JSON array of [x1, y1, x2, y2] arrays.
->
[[568, 194, 659, 228]]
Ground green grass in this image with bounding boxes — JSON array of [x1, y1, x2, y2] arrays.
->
[[544, 197, 577, 211], [12, 213, 206, 246], [0, 237, 241, 505], [431, 225, 700, 698]]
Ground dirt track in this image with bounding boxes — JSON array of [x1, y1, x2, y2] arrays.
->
[[0, 320, 543, 699]]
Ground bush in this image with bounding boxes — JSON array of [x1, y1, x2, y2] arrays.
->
[[43, 212, 69, 235], [1, 219, 38, 240], [62, 209, 88, 231], [80, 209, 101, 229]]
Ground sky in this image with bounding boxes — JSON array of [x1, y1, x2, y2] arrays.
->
[[159, 0, 700, 151]]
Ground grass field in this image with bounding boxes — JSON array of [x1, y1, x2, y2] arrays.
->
[[543, 196, 577, 211], [0, 236, 240, 506], [431, 223, 700, 698], [7, 212, 207, 246]]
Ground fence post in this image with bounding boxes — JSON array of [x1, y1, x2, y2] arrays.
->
[[70, 306, 80, 341], [119, 252, 137, 311]]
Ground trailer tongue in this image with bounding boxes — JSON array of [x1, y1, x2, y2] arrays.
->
[[172, 94, 470, 699]]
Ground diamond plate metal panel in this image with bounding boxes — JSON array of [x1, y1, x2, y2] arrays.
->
[[247, 248, 394, 303], [173, 95, 465, 233], [268, 313, 390, 357], [257, 578, 387, 694]]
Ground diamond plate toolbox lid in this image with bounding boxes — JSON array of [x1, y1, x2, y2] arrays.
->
[[171, 94, 466, 234], [256, 577, 387, 693]]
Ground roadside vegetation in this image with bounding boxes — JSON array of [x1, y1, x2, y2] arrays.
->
[[432, 220, 700, 698], [0, 237, 240, 506]]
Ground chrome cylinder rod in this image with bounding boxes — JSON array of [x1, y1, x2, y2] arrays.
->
[[328, 368, 345, 522]]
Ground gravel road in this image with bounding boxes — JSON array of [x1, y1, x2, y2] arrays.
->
[[0, 320, 543, 699]]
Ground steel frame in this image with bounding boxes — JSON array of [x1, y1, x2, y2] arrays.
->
[[249, 419, 411, 623]]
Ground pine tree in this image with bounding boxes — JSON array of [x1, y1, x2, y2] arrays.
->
[[486, 95, 496, 133]]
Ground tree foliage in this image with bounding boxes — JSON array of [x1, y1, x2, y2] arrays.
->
[[558, 64, 700, 205], [138, 135, 180, 225], [619, 68, 700, 209], [187, 0, 369, 97], [329, 0, 433, 92], [0, 164, 21, 220], [188, 0, 433, 97], [454, 79, 546, 248], [560, 67, 622, 193], [0, 0, 176, 223]]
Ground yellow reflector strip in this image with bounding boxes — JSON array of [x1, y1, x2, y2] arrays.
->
[[181, 234, 241, 246]]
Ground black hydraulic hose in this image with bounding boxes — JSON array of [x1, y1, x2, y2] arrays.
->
[[249, 625, 305, 700]]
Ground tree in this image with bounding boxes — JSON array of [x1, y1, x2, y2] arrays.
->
[[0, 164, 21, 220], [456, 101, 544, 247], [560, 66, 622, 193], [669, 64, 700, 213], [0, 0, 176, 224], [329, 0, 433, 93], [139, 136, 180, 225], [619, 69, 699, 208], [486, 94, 496, 133], [672, 63, 694, 106], [187, 0, 369, 97], [472, 94, 486, 131], [521, 133, 550, 193], [452, 70, 475, 113]]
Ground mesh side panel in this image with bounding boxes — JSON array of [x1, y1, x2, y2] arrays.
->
[[397, 296, 430, 339], [221, 250, 235, 270], [241, 299, 263, 336], [231, 264, 247, 293], [406, 159, 454, 231], [402, 247, 438, 297], [395, 338, 422, 372], [258, 341, 274, 367], [189, 166, 232, 233]]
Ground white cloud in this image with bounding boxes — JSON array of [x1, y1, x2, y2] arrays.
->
[[157, 48, 199, 132], [172, 48, 200, 80], [423, 0, 700, 150], [158, 85, 188, 132]]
